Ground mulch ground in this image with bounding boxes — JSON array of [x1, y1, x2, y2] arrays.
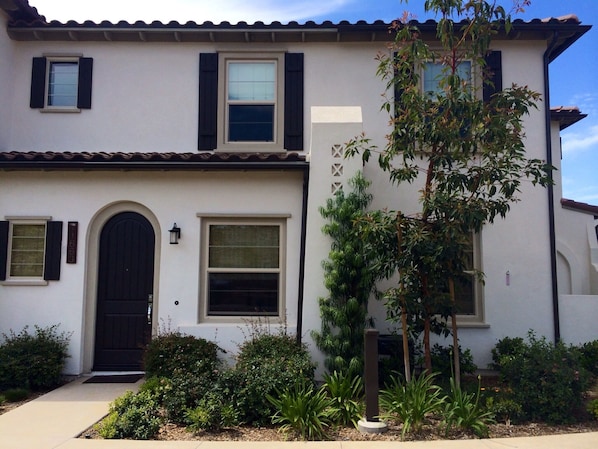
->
[[76, 417, 598, 441]]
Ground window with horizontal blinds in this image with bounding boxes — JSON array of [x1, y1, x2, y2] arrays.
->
[[30, 57, 93, 110], [10, 223, 46, 277], [0, 220, 62, 282], [203, 221, 283, 317]]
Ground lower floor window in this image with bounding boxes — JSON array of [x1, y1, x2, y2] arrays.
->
[[10, 223, 46, 277], [202, 219, 284, 318], [0, 218, 63, 282], [454, 232, 484, 324]]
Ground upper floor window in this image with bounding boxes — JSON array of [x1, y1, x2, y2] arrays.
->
[[227, 60, 278, 143], [48, 60, 79, 107], [422, 60, 472, 97], [0, 219, 63, 284], [198, 52, 303, 152], [30, 56, 93, 111]]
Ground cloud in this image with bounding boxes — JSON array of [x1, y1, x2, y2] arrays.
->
[[561, 123, 598, 156], [31, 0, 353, 24], [568, 92, 598, 117]]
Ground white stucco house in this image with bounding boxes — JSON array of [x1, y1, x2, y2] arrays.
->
[[0, 0, 596, 376]]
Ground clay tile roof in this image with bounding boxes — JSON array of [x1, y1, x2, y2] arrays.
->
[[0, 151, 308, 171], [0, 0, 43, 22], [561, 198, 598, 216], [550, 106, 587, 130]]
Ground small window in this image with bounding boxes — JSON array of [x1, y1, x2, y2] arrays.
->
[[30, 56, 93, 110], [9, 223, 46, 278], [47, 61, 79, 107], [0, 219, 62, 283], [423, 60, 472, 97], [201, 218, 285, 319]]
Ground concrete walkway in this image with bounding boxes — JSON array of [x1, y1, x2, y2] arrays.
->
[[1, 378, 598, 449]]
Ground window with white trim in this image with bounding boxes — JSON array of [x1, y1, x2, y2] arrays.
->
[[201, 218, 285, 319], [9, 222, 46, 278], [0, 219, 63, 282]]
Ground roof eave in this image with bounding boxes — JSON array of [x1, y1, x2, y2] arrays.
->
[[5, 18, 591, 46]]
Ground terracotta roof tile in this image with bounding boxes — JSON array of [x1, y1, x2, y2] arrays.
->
[[561, 198, 598, 216], [0, 151, 308, 170], [550, 106, 587, 130]]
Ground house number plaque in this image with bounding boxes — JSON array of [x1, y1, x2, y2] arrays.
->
[[67, 221, 78, 264]]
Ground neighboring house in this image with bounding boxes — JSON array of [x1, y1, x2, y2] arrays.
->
[[0, 0, 595, 376]]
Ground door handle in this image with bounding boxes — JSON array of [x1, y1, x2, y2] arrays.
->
[[147, 294, 153, 325]]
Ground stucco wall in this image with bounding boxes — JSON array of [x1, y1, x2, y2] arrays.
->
[[5, 40, 387, 153], [0, 11, 14, 150], [0, 170, 304, 373], [0, 33, 574, 374]]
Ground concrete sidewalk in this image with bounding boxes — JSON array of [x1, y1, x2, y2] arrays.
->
[[1, 378, 598, 449]]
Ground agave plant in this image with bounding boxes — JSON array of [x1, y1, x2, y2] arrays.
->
[[323, 370, 365, 427], [379, 371, 445, 438], [267, 380, 333, 440]]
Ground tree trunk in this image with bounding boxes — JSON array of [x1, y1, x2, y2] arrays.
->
[[396, 214, 411, 381], [448, 277, 461, 386]]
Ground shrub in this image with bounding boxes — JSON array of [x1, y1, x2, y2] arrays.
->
[[491, 331, 591, 424], [323, 371, 364, 427], [162, 369, 219, 424], [143, 331, 220, 379], [489, 336, 526, 371], [443, 376, 494, 437], [587, 399, 598, 420], [95, 390, 162, 440], [2, 388, 30, 402], [137, 376, 170, 404], [579, 340, 598, 377], [0, 325, 71, 390], [268, 380, 333, 440], [380, 372, 445, 438], [430, 344, 477, 381], [0, 394, 5, 406], [484, 396, 523, 424], [185, 392, 240, 432], [229, 330, 316, 425]]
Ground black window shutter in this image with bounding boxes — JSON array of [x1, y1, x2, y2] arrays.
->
[[284, 53, 304, 151], [0, 221, 8, 281], [44, 221, 62, 281], [483, 51, 502, 102], [30, 57, 47, 108], [198, 53, 219, 150], [77, 57, 93, 109]]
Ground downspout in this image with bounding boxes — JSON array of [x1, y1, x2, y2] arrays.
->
[[296, 166, 310, 344], [544, 31, 560, 343]]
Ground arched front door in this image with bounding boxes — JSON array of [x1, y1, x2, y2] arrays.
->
[[94, 212, 155, 371]]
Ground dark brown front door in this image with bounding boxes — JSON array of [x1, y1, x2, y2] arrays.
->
[[94, 212, 155, 371]]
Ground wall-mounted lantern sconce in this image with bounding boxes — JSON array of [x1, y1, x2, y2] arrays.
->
[[169, 223, 181, 244]]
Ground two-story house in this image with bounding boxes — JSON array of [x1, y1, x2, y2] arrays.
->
[[0, 0, 595, 376]]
